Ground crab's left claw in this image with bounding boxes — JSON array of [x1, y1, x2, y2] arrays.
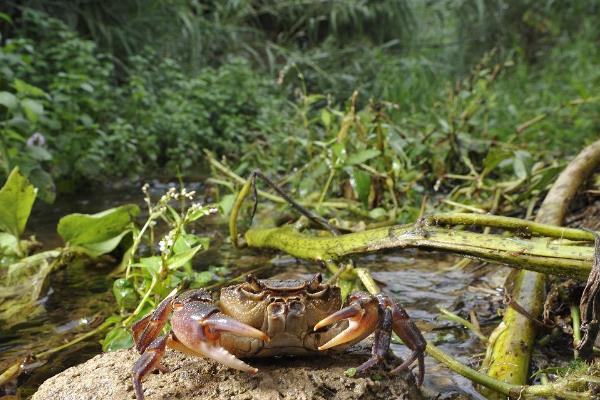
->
[[315, 291, 427, 387], [314, 292, 379, 350]]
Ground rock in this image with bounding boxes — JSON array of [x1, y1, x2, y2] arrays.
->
[[33, 348, 422, 400]]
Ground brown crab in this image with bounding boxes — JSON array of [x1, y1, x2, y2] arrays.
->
[[132, 273, 427, 400]]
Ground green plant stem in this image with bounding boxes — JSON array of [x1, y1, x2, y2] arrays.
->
[[123, 275, 157, 326], [245, 224, 594, 279], [438, 306, 488, 344], [428, 213, 598, 241], [125, 213, 157, 279], [318, 167, 336, 208], [206, 150, 354, 210], [36, 318, 116, 358], [571, 305, 581, 346]]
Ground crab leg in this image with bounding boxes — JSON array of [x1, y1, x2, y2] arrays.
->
[[355, 305, 393, 373], [132, 334, 169, 400], [388, 300, 426, 386], [132, 289, 177, 353]]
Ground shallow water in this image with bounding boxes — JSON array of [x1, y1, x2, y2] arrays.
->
[[0, 184, 508, 399]]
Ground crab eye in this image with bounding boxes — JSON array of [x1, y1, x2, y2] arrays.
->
[[306, 273, 328, 297], [245, 274, 265, 292]]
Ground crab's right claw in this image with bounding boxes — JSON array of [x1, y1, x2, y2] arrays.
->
[[202, 312, 269, 342], [314, 292, 379, 350], [173, 309, 268, 375]]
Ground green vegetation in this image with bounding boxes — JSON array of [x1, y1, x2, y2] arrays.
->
[[0, 167, 138, 326], [0, 1, 598, 205]]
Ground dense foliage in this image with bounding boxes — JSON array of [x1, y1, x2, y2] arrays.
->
[[0, 1, 598, 209]]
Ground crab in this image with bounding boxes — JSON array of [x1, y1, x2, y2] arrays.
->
[[132, 273, 427, 400]]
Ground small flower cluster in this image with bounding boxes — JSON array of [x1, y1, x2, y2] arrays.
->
[[165, 187, 197, 202], [158, 230, 176, 255]]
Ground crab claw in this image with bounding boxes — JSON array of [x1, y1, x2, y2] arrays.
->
[[202, 313, 269, 342], [314, 293, 379, 350]]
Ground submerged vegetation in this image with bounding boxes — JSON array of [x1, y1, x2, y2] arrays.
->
[[1, 0, 600, 399]]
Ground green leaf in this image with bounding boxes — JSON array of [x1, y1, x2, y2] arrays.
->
[[321, 109, 332, 129], [102, 326, 133, 352], [21, 98, 44, 122], [305, 94, 325, 105], [0, 167, 36, 238], [139, 256, 161, 277], [0, 232, 19, 256], [482, 149, 510, 177], [218, 194, 236, 216], [167, 244, 204, 271], [13, 79, 47, 98], [512, 150, 532, 179], [368, 207, 388, 221], [112, 278, 137, 310], [24, 167, 56, 204], [345, 149, 381, 166], [70, 230, 133, 257], [337, 278, 355, 302], [190, 270, 215, 288], [349, 168, 371, 205], [0, 92, 17, 109], [57, 204, 140, 257], [331, 142, 347, 168], [173, 233, 209, 255], [0, 12, 12, 24], [28, 145, 53, 161]]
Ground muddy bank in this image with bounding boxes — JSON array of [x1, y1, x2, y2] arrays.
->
[[32, 348, 422, 400]]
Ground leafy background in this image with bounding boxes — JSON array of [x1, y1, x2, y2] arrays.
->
[[0, 0, 598, 205]]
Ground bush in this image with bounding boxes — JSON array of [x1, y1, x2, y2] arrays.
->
[[0, 11, 294, 198]]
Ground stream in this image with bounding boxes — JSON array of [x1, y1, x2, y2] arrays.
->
[[0, 182, 509, 399]]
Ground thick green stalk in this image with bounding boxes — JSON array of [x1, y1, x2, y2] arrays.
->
[[482, 138, 600, 397], [245, 224, 594, 280]]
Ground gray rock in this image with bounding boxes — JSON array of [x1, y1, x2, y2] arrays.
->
[[33, 348, 422, 400]]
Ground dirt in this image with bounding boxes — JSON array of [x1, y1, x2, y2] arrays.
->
[[32, 347, 423, 400]]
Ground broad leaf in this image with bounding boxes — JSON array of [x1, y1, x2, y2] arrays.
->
[[167, 244, 204, 271], [102, 326, 133, 352], [349, 168, 371, 205], [0, 232, 19, 256], [0, 167, 36, 238], [13, 79, 47, 98], [112, 278, 137, 309], [57, 204, 140, 256], [21, 99, 44, 122], [217, 194, 236, 216], [345, 149, 381, 166], [0, 91, 17, 109]]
